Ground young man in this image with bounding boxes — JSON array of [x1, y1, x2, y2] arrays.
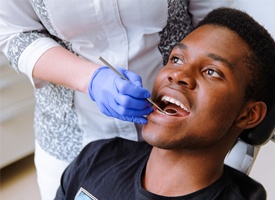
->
[[55, 8, 275, 200]]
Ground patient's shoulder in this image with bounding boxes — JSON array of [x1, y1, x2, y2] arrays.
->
[[76, 137, 151, 165]]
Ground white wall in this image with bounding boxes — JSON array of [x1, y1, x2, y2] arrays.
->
[[236, 0, 275, 38], [235, 1, 275, 200]]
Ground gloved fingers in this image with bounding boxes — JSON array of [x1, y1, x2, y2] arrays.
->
[[98, 99, 150, 124], [103, 79, 150, 109], [116, 68, 151, 98], [91, 75, 152, 115], [114, 76, 151, 99], [114, 105, 154, 117], [120, 69, 143, 87], [107, 96, 154, 116], [88, 66, 153, 123], [108, 84, 153, 113], [123, 116, 148, 124], [113, 93, 152, 109]]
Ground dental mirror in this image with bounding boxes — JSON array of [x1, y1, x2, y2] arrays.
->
[[98, 56, 178, 116], [164, 108, 178, 115], [146, 98, 177, 116]]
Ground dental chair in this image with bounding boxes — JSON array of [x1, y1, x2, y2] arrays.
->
[[224, 103, 275, 200]]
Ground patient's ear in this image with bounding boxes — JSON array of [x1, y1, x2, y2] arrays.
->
[[235, 101, 267, 129]]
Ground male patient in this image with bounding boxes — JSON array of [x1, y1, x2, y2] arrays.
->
[[55, 8, 275, 200]]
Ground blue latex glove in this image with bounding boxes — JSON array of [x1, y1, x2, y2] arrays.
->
[[88, 66, 154, 124]]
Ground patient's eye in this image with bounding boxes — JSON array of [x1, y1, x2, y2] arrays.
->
[[170, 56, 184, 64], [204, 68, 222, 78]]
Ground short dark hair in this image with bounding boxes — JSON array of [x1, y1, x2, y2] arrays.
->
[[197, 8, 275, 111]]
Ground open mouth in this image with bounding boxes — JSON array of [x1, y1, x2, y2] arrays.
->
[[157, 96, 190, 116]]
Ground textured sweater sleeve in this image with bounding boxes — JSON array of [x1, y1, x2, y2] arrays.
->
[[0, 0, 60, 87]]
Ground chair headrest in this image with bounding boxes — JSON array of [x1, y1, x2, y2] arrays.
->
[[226, 165, 266, 200], [240, 103, 275, 146]]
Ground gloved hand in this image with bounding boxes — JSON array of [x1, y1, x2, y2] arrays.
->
[[88, 66, 154, 124]]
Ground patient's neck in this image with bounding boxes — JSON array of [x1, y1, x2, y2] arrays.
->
[[142, 147, 224, 197]]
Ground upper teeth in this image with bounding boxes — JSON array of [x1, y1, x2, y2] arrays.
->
[[161, 96, 189, 112]]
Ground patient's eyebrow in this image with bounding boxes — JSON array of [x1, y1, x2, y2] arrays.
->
[[207, 53, 234, 70], [174, 43, 188, 50], [174, 43, 234, 70]]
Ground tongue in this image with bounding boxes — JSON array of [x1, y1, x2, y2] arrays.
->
[[164, 104, 190, 116]]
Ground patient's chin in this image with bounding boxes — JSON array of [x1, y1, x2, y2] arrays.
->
[[142, 124, 158, 144], [142, 125, 169, 148]]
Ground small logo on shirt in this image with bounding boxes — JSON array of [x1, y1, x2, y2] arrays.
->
[[75, 187, 98, 200]]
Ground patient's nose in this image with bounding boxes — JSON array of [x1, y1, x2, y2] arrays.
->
[[167, 68, 196, 89]]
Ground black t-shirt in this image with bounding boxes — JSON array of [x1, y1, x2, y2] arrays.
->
[[55, 138, 245, 200]]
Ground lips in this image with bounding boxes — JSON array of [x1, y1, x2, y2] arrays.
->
[[157, 96, 190, 117]]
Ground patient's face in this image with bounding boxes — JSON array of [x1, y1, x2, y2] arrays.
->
[[143, 25, 252, 149]]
